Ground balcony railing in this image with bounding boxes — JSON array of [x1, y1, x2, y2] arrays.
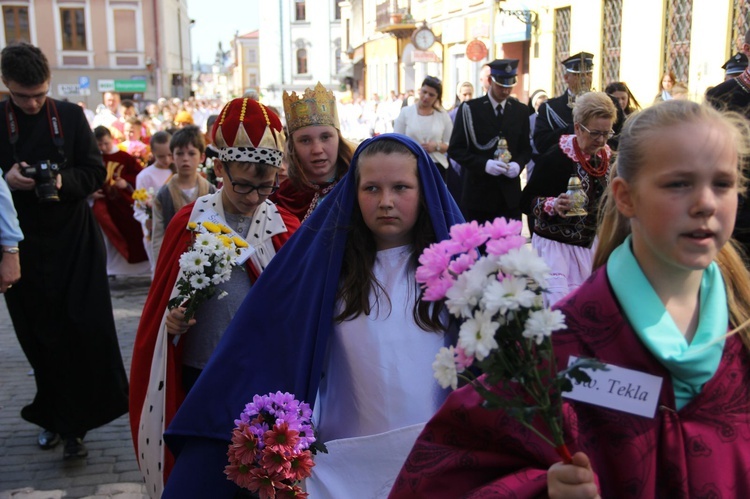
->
[[375, 1, 416, 36]]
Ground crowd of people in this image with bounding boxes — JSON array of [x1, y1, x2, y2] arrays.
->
[[3, 35, 750, 499]]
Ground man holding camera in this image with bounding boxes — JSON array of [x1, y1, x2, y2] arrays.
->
[[0, 43, 128, 460]]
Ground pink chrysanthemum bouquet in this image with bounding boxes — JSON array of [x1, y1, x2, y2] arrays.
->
[[417, 218, 604, 463]]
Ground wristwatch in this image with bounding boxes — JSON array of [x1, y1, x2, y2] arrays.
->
[[2, 247, 19, 254]]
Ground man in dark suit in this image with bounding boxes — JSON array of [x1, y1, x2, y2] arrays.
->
[[706, 32, 750, 261], [707, 33, 750, 117], [533, 52, 594, 155], [534, 52, 624, 156], [448, 59, 532, 223], [721, 52, 748, 81]]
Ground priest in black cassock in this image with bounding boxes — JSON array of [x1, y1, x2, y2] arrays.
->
[[533, 52, 624, 155], [706, 32, 750, 261], [448, 58, 532, 223], [0, 43, 128, 460]]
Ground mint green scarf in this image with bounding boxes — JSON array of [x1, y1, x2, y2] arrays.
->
[[607, 236, 728, 410]]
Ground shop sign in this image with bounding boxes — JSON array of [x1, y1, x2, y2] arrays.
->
[[412, 50, 440, 63], [97, 79, 148, 92], [465, 39, 489, 62], [58, 84, 82, 96]]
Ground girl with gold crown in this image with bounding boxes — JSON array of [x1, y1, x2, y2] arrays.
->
[[271, 82, 356, 223]]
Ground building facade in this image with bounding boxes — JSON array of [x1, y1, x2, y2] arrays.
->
[[259, 0, 343, 109], [231, 30, 260, 97], [337, 0, 749, 109], [0, 0, 192, 107]]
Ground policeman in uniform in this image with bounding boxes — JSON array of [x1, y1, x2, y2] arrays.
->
[[706, 32, 750, 261], [448, 59, 531, 223], [722, 52, 748, 81], [533, 52, 625, 156]]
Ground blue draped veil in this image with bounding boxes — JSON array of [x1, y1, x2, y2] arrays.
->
[[163, 133, 464, 497]]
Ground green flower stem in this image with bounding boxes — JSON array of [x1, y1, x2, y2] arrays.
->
[[518, 420, 556, 449]]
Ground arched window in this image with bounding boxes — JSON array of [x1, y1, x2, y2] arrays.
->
[[601, 0, 623, 85], [663, 0, 692, 83], [297, 48, 308, 74], [732, 0, 750, 50], [295, 0, 306, 21], [553, 7, 571, 96]]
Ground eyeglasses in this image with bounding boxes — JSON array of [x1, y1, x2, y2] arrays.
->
[[8, 87, 49, 102], [579, 123, 615, 140], [223, 167, 278, 196]]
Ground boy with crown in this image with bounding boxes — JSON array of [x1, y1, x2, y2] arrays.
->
[[128, 98, 300, 497]]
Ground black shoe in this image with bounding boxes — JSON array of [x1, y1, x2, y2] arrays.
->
[[38, 430, 60, 450], [63, 437, 88, 460]]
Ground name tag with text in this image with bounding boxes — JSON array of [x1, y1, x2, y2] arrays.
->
[[562, 356, 664, 418], [193, 209, 256, 265]]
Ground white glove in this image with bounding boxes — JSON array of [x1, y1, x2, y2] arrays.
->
[[501, 162, 521, 179], [485, 159, 506, 176]]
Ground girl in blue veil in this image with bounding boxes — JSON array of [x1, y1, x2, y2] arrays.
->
[[163, 133, 464, 497]]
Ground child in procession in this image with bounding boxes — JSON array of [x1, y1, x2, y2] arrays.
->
[[133, 130, 173, 275], [389, 100, 750, 498], [129, 98, 300, 497], [160, 133, 464, 498], [151, 125, 215, 265]]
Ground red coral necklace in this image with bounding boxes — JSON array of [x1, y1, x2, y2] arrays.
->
[[573, 138, 609, 177]]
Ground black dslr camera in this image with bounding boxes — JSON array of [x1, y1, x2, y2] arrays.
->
[[21, 161, 60, 202]]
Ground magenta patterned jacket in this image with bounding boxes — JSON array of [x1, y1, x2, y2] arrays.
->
[[389, 266, 750, 498]]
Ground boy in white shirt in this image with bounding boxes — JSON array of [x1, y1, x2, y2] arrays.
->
[[151, 126, 215, 265], [134, 131, 173, 275]]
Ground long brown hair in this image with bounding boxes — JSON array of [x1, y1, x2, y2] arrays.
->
[[594, 100, 750, 342], [335, 139, 444, 332], [285, 126, 355, 189]]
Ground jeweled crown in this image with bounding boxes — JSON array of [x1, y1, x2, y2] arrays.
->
[[211, 98, 286, 167], [282, 82, 340, 134]]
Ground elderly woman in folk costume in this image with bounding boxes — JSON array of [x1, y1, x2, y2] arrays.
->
[[270, 82, 356, 223], [521, 92, 618, 306], [129, 98, 300, 497]]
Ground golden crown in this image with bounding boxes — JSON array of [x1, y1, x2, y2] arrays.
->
[[282, 82, 340, 134]]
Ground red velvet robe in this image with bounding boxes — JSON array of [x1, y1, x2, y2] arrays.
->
[[270, 178, 338, 223], [390, 266, 750, 498], [92, 149, 147, 263], [128, 200, 299, 484]]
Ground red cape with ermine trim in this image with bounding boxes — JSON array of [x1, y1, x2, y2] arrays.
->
[[128, 199, 299, 486]]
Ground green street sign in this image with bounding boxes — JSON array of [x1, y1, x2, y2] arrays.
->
[[97, 79, 148, 92], [114, 80, 147, 92]]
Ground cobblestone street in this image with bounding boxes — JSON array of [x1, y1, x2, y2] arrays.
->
[[0, 276, 151, 499]]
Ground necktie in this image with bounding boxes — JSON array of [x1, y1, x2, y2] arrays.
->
[[495, 103, 504, 128]]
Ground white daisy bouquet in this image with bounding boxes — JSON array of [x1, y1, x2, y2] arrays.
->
[[168, 220, 249, 322], [417, 217, 603, 462]]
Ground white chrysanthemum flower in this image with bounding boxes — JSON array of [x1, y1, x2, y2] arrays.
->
[[523, 309, 567, 345], [498, 247, 551, 286], [179, 250, 211, 273], [458, 310, 499, 361], [194, 232, 219, 251], [189, 273, 210, 290], [445, 268, 491, 319], [212, 269, 232, 285], [471, 254, 501, 278], [433, 346, 458, 390], [217, 290, 229, 300], [482, 275, 538, 316]]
